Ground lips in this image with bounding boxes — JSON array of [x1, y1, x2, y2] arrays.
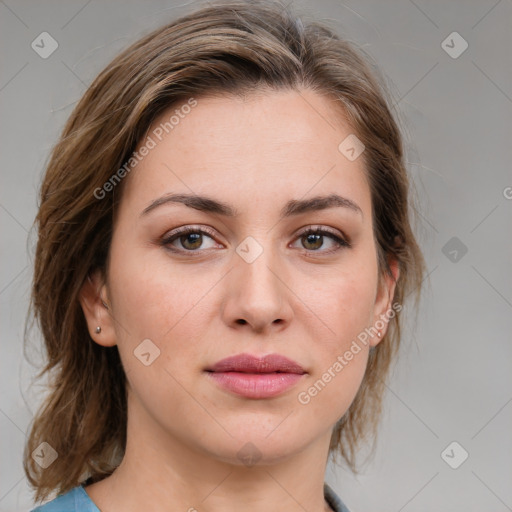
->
[[208, 353, 306, 374], [205, 353, 306, 399]]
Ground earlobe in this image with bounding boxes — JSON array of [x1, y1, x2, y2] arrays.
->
[[79, 270, 117, 347], [370, 257, 400, 347]]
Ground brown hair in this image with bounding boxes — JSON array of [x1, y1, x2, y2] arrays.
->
[[24, 0, 425, 503]]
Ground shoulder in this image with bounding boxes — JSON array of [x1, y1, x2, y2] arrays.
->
[[32, 483, 347, 512], [324, 482, 352, 512], [30, 486, 100, 512]]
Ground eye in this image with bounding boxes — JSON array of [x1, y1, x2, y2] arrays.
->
[[160, 225, 350, 255], [161, 226, 220, 252], [291, 227, 350, 254]]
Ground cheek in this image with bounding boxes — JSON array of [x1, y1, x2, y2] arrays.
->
[[296, 295, 373, 427], [108, 242, 202, 335], [107, 244, 215, 382], [319, 252, 378, 344], [298, 253, 378, 417], [106, 253, 203, 420]]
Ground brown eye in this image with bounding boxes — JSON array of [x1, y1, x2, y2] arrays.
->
[[161, 226, 219, 252], [179, 232, 203, 250], [293, 227, 350, 254], [301, 232, 323, 250]]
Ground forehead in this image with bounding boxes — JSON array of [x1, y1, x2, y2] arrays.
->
[[120, 89, 371, 217]]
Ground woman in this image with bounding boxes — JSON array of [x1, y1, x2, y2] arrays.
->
[[24, 0, 425, 510]]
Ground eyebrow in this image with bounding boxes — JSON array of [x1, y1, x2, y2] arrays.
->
[[140, 192, 363, 219]]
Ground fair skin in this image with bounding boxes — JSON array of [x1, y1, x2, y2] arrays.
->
[[80, 88, 398, 512]]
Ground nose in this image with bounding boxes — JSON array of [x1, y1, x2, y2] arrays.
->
[[221, 243, 293, 334]]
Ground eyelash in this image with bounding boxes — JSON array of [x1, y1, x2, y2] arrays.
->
[[160, 225, 351, 256]]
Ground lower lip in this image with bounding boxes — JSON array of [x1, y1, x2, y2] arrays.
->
[[206, 371, 304, 399]]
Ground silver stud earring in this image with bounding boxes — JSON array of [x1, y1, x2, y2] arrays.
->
[[95, 326, 101, 334], [377, 331, 381, 337]]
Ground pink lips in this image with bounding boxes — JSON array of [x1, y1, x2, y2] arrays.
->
[[205, 353, 306, 399]]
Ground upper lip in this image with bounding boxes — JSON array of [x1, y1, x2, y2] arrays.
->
[[207, 353, 306, 374]]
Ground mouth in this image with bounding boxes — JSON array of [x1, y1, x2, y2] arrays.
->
[[206, 353, 306, 374], [204, 353, 307, 399]]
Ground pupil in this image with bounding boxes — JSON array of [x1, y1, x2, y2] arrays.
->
[[182, 233, 201, 249], [305, 233, 322, 249]]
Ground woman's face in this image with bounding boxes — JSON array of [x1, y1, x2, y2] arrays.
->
[[83, 89, 397, 465]]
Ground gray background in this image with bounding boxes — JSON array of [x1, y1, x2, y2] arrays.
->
[[1, 0, 511, 511]]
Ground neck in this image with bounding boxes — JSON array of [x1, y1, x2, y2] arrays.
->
[[85, 392, 335, 512]]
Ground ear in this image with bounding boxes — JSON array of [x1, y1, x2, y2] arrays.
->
[[79, 269, 117, 347], [370, 257, 400, 347]]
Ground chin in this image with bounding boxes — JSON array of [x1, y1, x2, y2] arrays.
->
[[196, 421, 318, 466]]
